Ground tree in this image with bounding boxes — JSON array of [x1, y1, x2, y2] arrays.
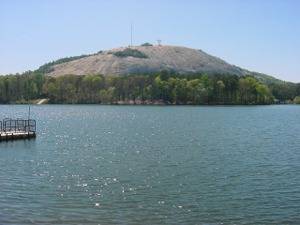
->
[[223, 74, 239, 103], [256, 83, 273, 104], [5, 75, 18, 103], [0, 71, 280, 105], [31, 73, 45, 96], [47, 82, 57, 103], [0, 76, 6, 103], [187, 79, 204, 104], [294, 96, 300, 104], [81, 75, 94, 103], [238, 77, 258, 104], [99, 87, 116, 104], [296, 83, 300, 96], [201, 74, 213, 104], [216, 80, 225, 103], [141, 42, 153, 46], [173, 78, 188, 103], [24, 80, 38, 100], [270, 82, 297, 102]]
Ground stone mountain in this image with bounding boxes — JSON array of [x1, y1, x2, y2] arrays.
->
[[46, 45, 252, 77]]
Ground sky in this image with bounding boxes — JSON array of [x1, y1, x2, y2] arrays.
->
[[0, 0, 299, 83]]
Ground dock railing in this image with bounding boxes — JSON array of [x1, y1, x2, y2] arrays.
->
[[1, 118, 36, 133]]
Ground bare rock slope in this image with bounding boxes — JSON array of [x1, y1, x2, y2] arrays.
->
[[47, 45, 250, 77]]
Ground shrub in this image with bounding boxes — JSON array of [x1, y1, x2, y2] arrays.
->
[[113, 48, 148, 59], [141, 42, 153, 47]]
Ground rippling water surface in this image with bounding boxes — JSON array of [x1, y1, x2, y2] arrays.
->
[[1, 105, 299, 224]]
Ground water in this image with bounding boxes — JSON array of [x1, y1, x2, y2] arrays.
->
[[0, 105, 299, 224]]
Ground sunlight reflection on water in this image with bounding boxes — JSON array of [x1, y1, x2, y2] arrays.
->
[[1, 105, 300, 224]]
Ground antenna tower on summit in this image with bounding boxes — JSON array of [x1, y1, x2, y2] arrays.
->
[[157, 39, 161, 46], [131, 22, 133, 47]]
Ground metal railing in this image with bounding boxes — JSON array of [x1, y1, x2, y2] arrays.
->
[[1, 118, 36, 133]]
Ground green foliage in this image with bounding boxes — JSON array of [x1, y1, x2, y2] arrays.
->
[[141, 42, 153, 47], [268, 82, 297, 101], [0, 72, 44, 103], [113, 48, 148, 59], [0, 71, 298, 105], [35, 54, 91, 74], [255, 72, 298, 102], [294, 96, 300, 104]]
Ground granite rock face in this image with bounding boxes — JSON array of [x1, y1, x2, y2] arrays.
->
[[47, 45, 250, 77]]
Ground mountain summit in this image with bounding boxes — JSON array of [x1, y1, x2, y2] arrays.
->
[[46, 45, 251, 77]]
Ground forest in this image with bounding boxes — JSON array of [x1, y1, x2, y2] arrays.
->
[[0, 71, 299, 105]]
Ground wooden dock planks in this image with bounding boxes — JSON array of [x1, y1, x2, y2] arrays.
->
[[0, 132, 36, 141]]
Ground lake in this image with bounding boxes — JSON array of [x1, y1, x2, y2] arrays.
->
[[0, 105, 299, 224]]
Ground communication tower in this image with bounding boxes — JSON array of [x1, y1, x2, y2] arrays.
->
[[131, 23, 133, 47]]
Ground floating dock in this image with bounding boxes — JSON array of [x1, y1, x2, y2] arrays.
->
[[0, 131, 36, 141], [0, 118, 36, 141]]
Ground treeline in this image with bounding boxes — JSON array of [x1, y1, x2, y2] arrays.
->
[[0, 72, 45, 104], [0, 71, 299, 104]]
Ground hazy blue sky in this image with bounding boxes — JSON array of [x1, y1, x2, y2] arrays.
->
[[1, 0, 299, 82]]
